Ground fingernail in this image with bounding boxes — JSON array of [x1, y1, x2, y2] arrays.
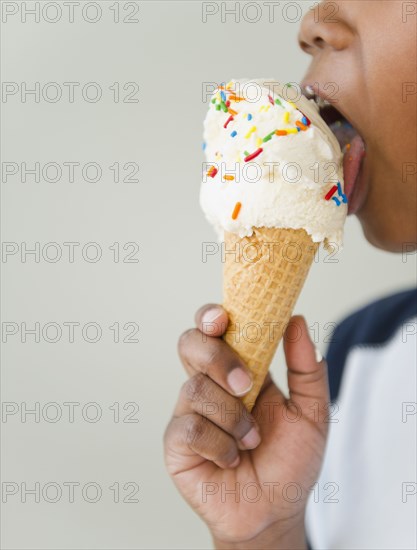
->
[[315, 347, 323, 363], [229, 455, 240, 468], [227, 368, 253, 396], [240, 427, 261, 450], [202, 308, 223, 324]]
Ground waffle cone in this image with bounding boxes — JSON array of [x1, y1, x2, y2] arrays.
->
[[223, 227, 319, 411]]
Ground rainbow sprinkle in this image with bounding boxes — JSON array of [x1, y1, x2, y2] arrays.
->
[[211, 86, 316, 173], [296, 120, 308, 131], [244, 126, 257, 139], [300, 111, 311, 126], [224, 115, 234, 128], [262, 131, 275, 142], [224, 175, 235, 181], [231, 202, 242, 219], [324, 185, 338, 200], [337, 181, 348, 203], [244, 148, 263, 162], [207, 166, 218, 178], [326, 182, 348, 206]]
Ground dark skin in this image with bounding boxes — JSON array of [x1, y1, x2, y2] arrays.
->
[[164, 2, 417, 548], [165, 311, 327, 549], [299, 0, 416, 251]]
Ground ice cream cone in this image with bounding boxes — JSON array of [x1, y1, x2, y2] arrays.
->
[[223, 227, 319, 411], [200, 79, 346, 410]]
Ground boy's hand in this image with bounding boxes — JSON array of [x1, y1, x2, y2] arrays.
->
[[164, 304, 330, 549]]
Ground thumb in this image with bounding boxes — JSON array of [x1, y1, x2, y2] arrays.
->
[[283, 315, 330, 421]]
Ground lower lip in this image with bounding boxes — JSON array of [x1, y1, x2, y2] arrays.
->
[[342, 135, 367, 215]]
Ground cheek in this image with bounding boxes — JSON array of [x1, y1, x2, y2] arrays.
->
[[360, 6, 416, 162], [380, 82, 417, 182], [345, 2, 416, 251], [358, 156, 416, 252], [358, 34, 416, 252], [364, 63, 416, 179]]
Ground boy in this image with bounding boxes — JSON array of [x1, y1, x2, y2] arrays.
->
[[164, 2, 417, 548]]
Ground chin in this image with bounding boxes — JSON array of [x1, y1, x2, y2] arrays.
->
[[357, 211, 417, 254]]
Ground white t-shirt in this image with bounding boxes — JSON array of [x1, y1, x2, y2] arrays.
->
[[306, 289, 417, 550]]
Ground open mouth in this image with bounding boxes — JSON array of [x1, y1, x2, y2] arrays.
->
[[302, 86, 367, 215]]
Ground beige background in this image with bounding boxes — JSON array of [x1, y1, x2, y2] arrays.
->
[[1, 1, 416, 548]]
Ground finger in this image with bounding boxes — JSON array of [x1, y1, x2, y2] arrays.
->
[[284, 315, 330, 420], [164, 413, 240, 472], [195, 304, 229, 337], [178, 329, 253, 396], [256, 372, 285, 404], [174, 373, 261, 450], [251, 372, 288, 431]]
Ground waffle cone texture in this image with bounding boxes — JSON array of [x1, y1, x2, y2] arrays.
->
[[222, 227, 319, 411]]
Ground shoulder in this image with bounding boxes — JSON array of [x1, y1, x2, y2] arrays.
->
[[327, 288, 417, 401]]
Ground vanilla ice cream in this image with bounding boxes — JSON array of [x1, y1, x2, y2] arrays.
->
[[200, 78, 347, 247]]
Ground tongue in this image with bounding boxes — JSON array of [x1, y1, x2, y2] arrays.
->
[[329, 121, 365, 201], [342, 135, 366, 201]]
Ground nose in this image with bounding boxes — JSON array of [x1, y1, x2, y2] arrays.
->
[[298, 1, 353, 54]]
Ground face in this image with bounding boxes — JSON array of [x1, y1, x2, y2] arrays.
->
[[298, 0, 417, 252]]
